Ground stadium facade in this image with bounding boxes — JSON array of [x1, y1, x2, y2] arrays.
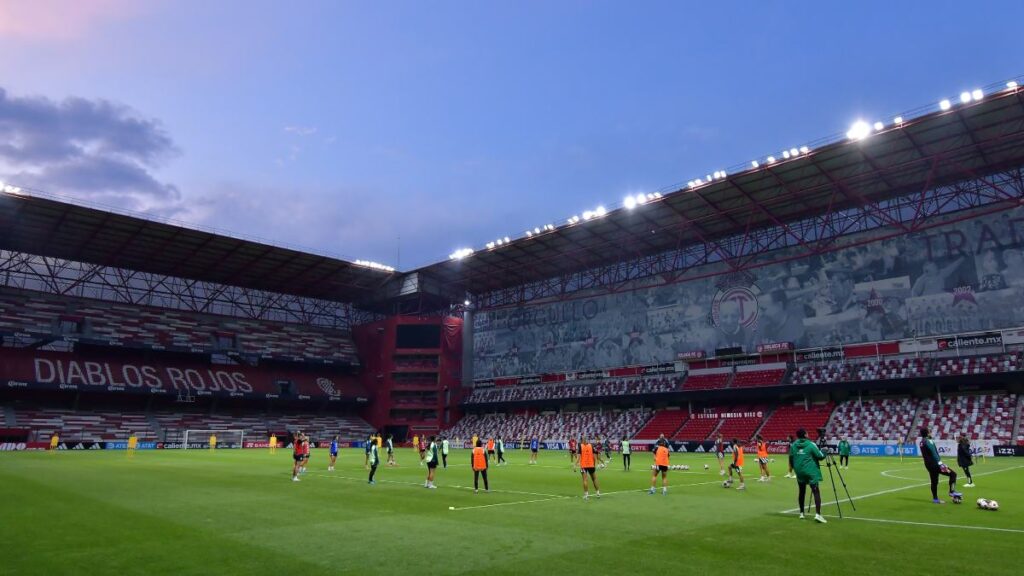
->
[[2, 78, 1024, 453]]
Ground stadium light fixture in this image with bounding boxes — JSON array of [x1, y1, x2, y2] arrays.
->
[[1008, 81, 1019, 90], [959, 91, 972, 104], [464, 299, 471, 306], [635, 193, 647, 205], [766, 156, 776, 164], [652, 192, 662, 199], [846, 120, 871, 141], [503, 236, 510, 243], [545, 224, 554, 231], [751, 160, 759, 168], [782, 150, 791, 159], [705, 174, 712, 182], [873, 121, 884, 131], [971, 88, 984, 101], [582, 210, 594, 220], [894, 116, 904, 125], [939, 99, 952, 111], [624, 196, 638, 208], [595, 205, 607, 217], [534, 227, 541, 234], [799, 146, 810, 154], [487, 241, 496, 248], [788, 148, 798, 157], [354, 260, 395, 272], [449, 248, 474, 260]]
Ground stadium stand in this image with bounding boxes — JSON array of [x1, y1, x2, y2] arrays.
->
[[714, 406, 768, 441], [931, 353, 1024, 376], [756, 403, 835, 441], [826, 398, 920, 443], [0, 289, 359, 364], [633, 409, 688, 439], [730, 364, 788, 389], [913, 394, 1017, 442], [464, 376, 682, 404], [673, 415, 721, 441], [680, 368, 732, 391], [442, 409, 652, 442], [789, 363, 849, 385]]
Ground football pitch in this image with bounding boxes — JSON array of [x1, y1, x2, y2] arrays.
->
[[1, 448, 1021, 576]]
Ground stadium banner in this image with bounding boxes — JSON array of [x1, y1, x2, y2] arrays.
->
[[847, 443, 920, 457], [55, 441, 105, 450], [161, 442, 242, 449], [103, 441, 159, 450], [756, 342, 793, 353], [0, 442, 50, 451], [933, 439, 995, 458], [993, 445, 1024, 457], [935, 332, 1003, 351], [678, 350, 706, 360], [472, 203, 1024, 378], [0, 349, 366, 401]]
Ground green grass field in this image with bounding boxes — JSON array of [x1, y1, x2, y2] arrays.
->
[[1, 448, 1021, 575]]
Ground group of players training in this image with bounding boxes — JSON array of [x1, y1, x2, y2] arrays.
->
[[288, 425, 980, 523]]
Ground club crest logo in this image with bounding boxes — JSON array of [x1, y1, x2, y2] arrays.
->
[[316, 377, 340, 396], [709, 274, 761, 330]]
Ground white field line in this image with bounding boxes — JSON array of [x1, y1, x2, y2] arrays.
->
[[791, 514, 1024, 535], [780, 465, 1023, 514], [450, 479, 726, 511], [308, 473, 564, 498]]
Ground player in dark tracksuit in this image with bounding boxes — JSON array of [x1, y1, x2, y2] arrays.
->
[[957, 435, 975, 487], [919, 427, 960, 504]]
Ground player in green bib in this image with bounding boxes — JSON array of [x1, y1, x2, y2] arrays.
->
[[838, 438, 851, 469], [790, 428, 827, 524]]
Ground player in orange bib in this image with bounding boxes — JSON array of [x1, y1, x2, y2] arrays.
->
[[471, 439, 489, 493], [575, 435, 603, 500], [487, 437, 496, 463], [649, 442, 671, 495], [725, 438, 746, 490], [756, 435, 771, 482]]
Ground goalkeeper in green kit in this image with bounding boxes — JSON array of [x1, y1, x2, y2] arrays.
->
[[790, 428, 827, 524]]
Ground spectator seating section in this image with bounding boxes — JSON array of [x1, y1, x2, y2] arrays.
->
[[932, 353, 1024, 377], [0, 289, 358, 364], [714, 405, 769, 442], [914, 394, 1017, 442], [442, 409, 652, 442], [757, 403, 835, 441], [731, 364, 788, 389], [681, 368, 732, 391], [465, 377, 682, 404], [826, 398, 919, 443], [673, 415, 721, 441], [633, 410, 689, 439]]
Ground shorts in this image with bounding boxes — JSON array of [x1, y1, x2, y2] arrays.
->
[[758, 457, 769, 465], [330, 452, 338, 458], [531, 448, 538, 453], [293, 454, 303, 462], [581, 466, 596, 475], [796, 472, 821, 486], [730, 463, 742, 472], [427, 462, 438, 469], [716, 452, 724, 459], [387, 448, 393, 454], [488, 449, 495, 455], [657, 465, 669, 472]]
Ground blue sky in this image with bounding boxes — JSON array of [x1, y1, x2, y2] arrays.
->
[[1, 1, 1022, 269]]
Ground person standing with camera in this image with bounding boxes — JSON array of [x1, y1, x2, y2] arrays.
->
[[791, 428, 828, 523]]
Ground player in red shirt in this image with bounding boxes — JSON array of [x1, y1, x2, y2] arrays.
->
[[291, 432, 304, 482], [568, 437, 578, 466]]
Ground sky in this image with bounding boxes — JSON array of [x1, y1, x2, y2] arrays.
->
[[1, 1, 1022, 270]]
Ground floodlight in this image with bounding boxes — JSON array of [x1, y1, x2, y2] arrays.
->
[[939, 99, 951, 111]]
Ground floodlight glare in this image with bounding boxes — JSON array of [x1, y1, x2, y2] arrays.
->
[[959, 92, 972, 104], [583, 210, 593, 220], [782, 151, 791, 159], [653, 192, 662, 199], [971, 89, 983, 101], [766, 156, 776, 164], [799, 146, 809, 154], [751, 160, 759, 168], [635, 193, 647, 204], [894, 116, 904, 125], [846, 120, 871, 141], [1008, 81, 1019, 90], [464, 299, 471, 306], [873, 122, 884, 131], [595, 206, 607, 216], [789, 148, 798, 157]]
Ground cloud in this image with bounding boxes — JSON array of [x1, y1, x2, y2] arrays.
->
[[283, 125, 317, 136], [0, 87, 180, 212], [0, 0, 144, 41]]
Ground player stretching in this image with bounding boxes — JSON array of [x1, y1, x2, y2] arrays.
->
[[424, 436, 439, 489], [715, 434, 725, 476], [756, 435, 771, 482], [386, 434, 396, 466], [291, 433, 304, 482], [529, 436, 539, 464], [790, 428, 827, 523], [919, 427, 961, 504], [472, 439, 489, 493], [367, 434, 380, 485], [576, 435, 603, 500], [724, 438, 746, 490], [328, 435, 339, 471], [649, 440, 669, 495]]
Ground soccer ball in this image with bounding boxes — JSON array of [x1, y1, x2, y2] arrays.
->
[[988, 500, 999, 511], [977, 498, 989, 509], [704, 464, 710, 470], [722, 480, 731, 488]]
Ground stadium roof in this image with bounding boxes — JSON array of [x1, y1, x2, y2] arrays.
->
[[0, 192, 393, 303], [417, 81, 1024, 296]]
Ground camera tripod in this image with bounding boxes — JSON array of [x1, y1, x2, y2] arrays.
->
[[818, 440, 856, 518]]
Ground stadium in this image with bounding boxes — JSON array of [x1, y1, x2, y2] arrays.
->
[[3, 13, 1024, 575]]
